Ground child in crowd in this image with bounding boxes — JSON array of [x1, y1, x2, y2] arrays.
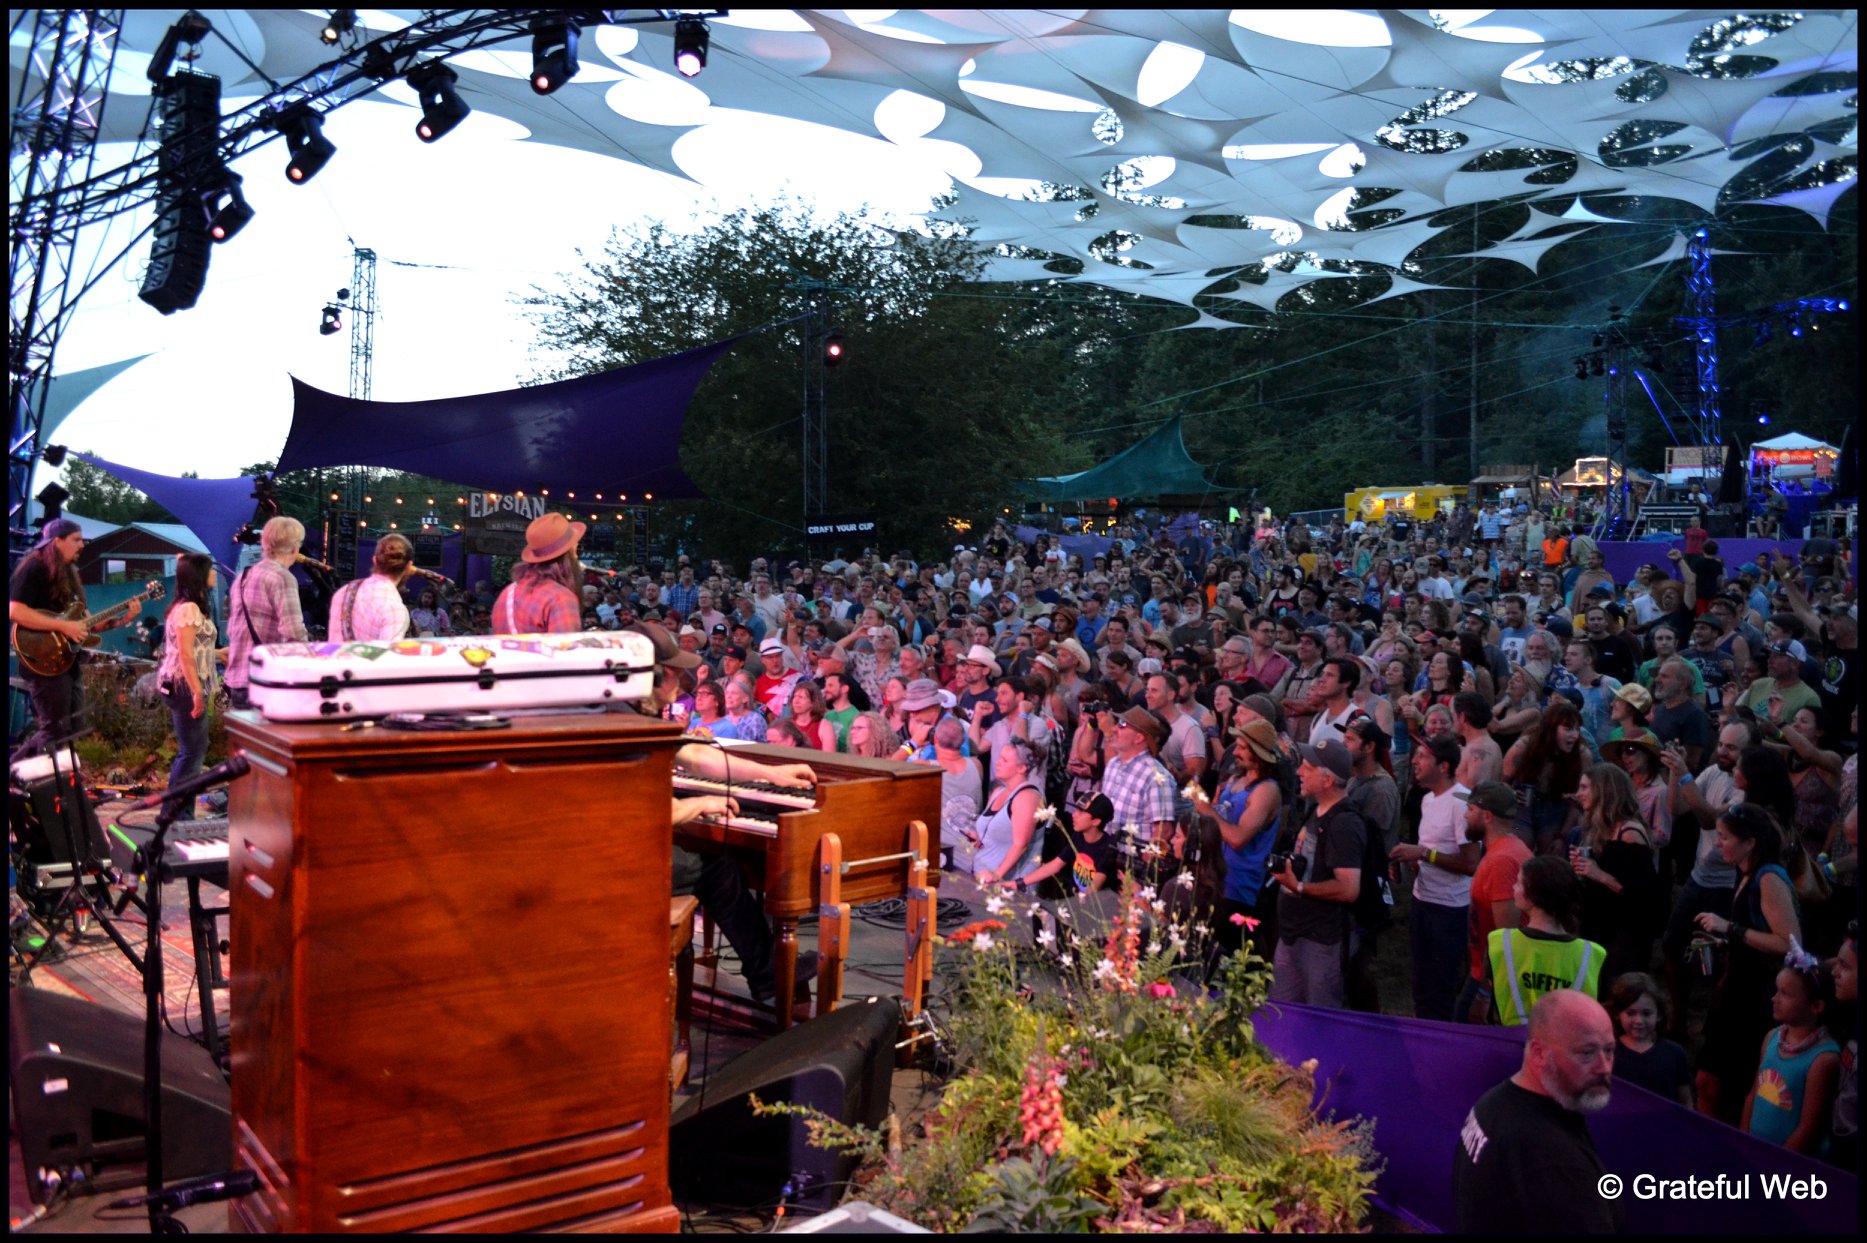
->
[[1606, 972, 1692, 1105], [1743, 945, 1842, 1155]]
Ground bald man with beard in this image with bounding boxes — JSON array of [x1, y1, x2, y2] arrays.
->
[[1454, 990, 1622, 1233]]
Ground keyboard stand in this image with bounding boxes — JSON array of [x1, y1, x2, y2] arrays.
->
[[116, 869, 231, 1066]]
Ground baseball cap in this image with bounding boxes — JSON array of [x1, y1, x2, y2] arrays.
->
[[724, 644, 747, 662], [1457, 781, 1518, 818], [1075, 792, 1116, 824], [1295, 738, 1353, 782], [711, 622, 728, 635]]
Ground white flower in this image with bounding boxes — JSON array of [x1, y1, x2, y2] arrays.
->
[[1168, 931, 1187, 951], [1058, 953, 1074, 969], [1137, 885, 1157, 902], [1153, 771, 1169, 785], [1093, 957, 1118, 982], [1180, 780, 1203, 802], [1037, 927, 1057, 949], [1175, 872, 1196, 888], [984, 893, 1008, 915], [1147, 938, 1163, 955], [1119, 821, 1139, 837], [1056, 906, 1073, 922], [972, 933, 995, 953], [1035, 804, 1058, 825], [1150, 900, 1167, 918]]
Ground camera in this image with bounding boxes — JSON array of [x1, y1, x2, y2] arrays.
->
[[1267, 852, 1307, 881]]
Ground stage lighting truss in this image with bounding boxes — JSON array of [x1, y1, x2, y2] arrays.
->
[[272, 101, 335, 183], [408, 60, 469, 142], [673, 15, 710, 78]]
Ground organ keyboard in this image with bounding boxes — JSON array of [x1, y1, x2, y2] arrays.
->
[[107, 818, 232, 886], [673, 744, 940, 1032]]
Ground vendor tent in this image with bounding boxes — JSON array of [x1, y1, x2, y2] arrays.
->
[[1024, 416, 1216, 503]]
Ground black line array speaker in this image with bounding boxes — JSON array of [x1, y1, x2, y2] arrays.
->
[[138, 70, 220, 315], [670, 996, 899, 1213], [7, 987, 232, 1202]]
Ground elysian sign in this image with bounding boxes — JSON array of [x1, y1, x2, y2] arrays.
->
[[462, 492, 549, 556]]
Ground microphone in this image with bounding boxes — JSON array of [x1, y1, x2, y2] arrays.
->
[[127, 751, 251, 812], [409, 566, 448, 583], [294, 553, 334, 572], [108, 1168, 260, 1211]]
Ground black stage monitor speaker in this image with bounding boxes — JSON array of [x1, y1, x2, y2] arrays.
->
[[7, 987, 232, 1202], [670, 996, 900, 1213]]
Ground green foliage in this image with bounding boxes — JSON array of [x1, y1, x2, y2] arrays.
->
[[829, 888, 1375, 1232], [961, 1155, 1101, 1234]]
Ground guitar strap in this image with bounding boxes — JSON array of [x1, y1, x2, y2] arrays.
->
[[238, 566, 264, 646], [338, 581, 360, 643]]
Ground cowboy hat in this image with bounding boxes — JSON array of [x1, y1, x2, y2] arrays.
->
[[1228, 717, 1281, 766], [630, 619, 700, 669], [963, 644, 1001, 677]]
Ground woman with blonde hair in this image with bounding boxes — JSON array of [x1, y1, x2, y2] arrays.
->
[[846, 710, 898, 759]]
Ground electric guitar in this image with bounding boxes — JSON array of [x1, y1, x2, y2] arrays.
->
[[11, 580, 166, 677]]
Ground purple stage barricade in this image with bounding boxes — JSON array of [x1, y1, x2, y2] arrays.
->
[[1597, 538, 1817, 591], [1254, 1002, 1857, 1234]]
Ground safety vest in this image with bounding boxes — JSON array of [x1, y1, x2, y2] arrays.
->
[[1541, 536, 1569, 567], [1487, 928, 1604, 1026]]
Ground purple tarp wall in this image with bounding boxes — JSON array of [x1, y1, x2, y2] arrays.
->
[[1255, 1002, 1857, 1234], [1598, 538, 1814, 590]]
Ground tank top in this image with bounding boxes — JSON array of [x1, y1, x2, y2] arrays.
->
[[1217, 777, 1278, 907], [974, 781, 1042, 879], [1747, 1026, 1840, 1150], [1487, 927, 1605, 1026]]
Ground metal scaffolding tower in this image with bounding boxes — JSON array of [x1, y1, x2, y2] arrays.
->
[[8, 9, 123, 553], [1683, 226, 1722, 445]]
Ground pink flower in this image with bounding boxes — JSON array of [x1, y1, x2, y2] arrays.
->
[[1146, 980, 1177, 999], [1229, 913, 1260, 930]]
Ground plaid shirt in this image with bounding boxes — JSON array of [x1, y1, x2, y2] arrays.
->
[[665, 581, 700, 621], [226, 558, 307, 689], [492, 577, 581, 635], [1100, 750, 1176, 841], [329, 574, 411, 643]]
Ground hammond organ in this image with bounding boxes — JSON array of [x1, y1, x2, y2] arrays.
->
[[673, 743, 940, 1031]]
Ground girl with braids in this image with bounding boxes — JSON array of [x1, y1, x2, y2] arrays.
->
[[1694, 803, 1803, 1121], [1570, 763, 1658, 984]]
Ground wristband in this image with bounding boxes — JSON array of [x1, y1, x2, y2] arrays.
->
[[1426, 848, 1440, 866], [1295, 880, 1305, 897], [1015, 877, 1027, 892], [1679, 772, 1694, 785]]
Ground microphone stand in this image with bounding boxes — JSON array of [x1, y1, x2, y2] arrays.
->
[[138, 792, 187, 1234]]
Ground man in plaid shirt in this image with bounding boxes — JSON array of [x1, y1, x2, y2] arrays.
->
[[1100, 705, 1176, 850], [226, 516, 310, 709]]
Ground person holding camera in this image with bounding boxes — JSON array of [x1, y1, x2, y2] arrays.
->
[[1268, 738, 1368, 1009]]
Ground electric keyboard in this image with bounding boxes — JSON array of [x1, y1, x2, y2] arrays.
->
[[106, 818, 231, 886]]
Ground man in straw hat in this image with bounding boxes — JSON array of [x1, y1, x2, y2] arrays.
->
[[1100, 705, 1176, 854], [492, 512, 586, 635], [954, 643, 1000, 719], [633, 618, 819, 1009]]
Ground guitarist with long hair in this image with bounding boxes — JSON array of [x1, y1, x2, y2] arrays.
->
[[7, 518, 140, 751]]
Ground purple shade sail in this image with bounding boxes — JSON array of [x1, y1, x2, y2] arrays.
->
[[275, 338, 739, 497], [76, 454, 264, 573]]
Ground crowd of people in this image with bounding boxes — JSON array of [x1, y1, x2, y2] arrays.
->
[[462, 503, 1854, 1170], [25, 495, 1855, 1181]]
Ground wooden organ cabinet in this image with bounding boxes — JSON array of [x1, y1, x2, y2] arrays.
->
[[224, 712, 684, 1233]]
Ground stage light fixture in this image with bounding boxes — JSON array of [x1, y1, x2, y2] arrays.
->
[[199, 168, 254, 242], [321, 8, 357, 45], [1590, 357, 1604, 378], [41, 444, 68, 467], [824, 328, 845, 367], [274, 103, 335, 183], [673, 16, 710, 78], [319, 303, 343, 335], [530, 17, 581, 95], [1573, 358, 1587, 381], [37, 482, 70, 522], [408, 61, 470, 143]]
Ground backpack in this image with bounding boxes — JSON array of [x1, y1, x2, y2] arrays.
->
[[1330, 803, 1392, 934]]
